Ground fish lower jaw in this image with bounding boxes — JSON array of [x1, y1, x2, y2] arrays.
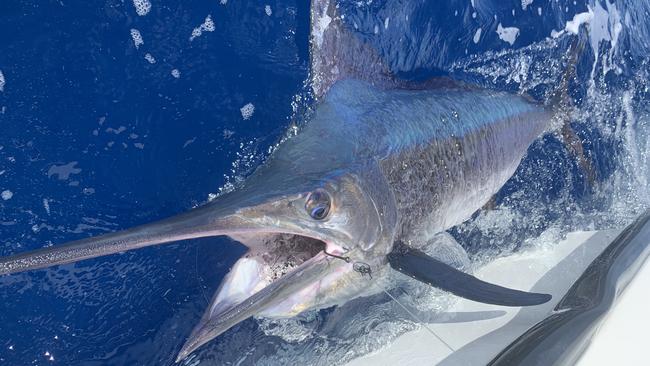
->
[[209, 233, 329, 315]]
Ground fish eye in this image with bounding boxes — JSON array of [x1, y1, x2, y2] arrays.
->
[[305, 189, 331, 220]]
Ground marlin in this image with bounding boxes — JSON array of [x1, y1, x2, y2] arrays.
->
[[1, 0, 567, 362]]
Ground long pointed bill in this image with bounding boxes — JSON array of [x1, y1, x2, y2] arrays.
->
[[0, 189, 292, 276]]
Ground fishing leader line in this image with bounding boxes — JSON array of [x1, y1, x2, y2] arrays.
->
[[378, 284, 456, 354], [325, 251, 455, 354]]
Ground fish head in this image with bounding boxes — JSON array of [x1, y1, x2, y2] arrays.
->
[[0, 128, 398, 362], [177, 164, 398, 361]]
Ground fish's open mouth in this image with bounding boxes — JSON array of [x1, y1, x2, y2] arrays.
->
[[205, 232, 342, 320], [177, 232, 349, 362], [249, 233, 328, 283]]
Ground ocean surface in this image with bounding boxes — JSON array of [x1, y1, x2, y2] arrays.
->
[[1, 0, 649, 365]]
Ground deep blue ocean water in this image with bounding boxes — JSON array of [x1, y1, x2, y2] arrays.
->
[[1, 0, 649, 365]]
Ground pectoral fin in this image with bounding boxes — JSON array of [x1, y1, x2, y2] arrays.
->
[[387, 241, 551, 307]]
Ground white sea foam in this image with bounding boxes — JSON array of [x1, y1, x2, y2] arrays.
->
[[189, 15, 215, 41], [586, 1, 623, 81], [208, 139, 262, 199], [496, 23, 520, 45], [130, 29, 143, 49], [312, 5, 331, 47], [555, 1, 622, 86], [43, 198, 50, 215], [132, 0, 151, 16], [565, 10, 594, 35], [1, 190, 13, 201], [473, 28, 482, 44], [240, 103, 255, 120]]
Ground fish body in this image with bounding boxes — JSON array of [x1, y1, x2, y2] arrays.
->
[[302, 79, 550, 240]]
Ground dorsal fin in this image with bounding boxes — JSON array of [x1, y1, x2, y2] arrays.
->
[[309, 0, 394, 98]]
